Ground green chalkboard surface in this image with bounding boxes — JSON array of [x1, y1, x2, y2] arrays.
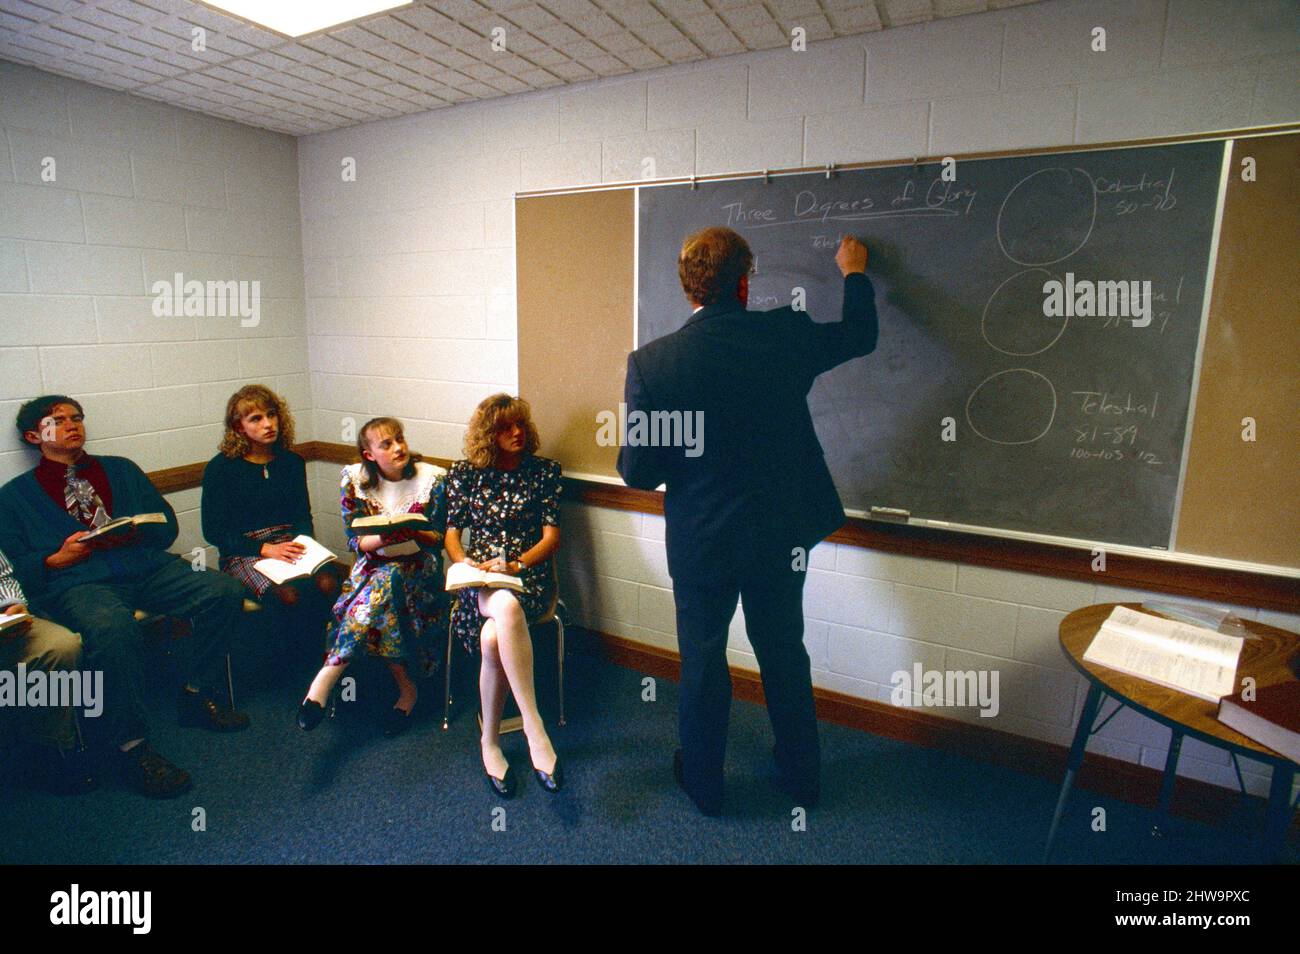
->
[[637, 140, 1227, 548]]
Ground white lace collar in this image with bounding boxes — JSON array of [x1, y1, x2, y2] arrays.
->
[[343, 460, 445, 516]]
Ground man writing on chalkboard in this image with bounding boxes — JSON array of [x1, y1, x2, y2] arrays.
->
[[618, 227, 878, 815]]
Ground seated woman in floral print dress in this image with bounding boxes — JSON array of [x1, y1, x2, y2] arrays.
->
[[445, 394, 563, 798]]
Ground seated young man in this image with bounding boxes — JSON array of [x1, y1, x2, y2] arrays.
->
[[0, 546, 95, 794], [0, 396, 251, 798]]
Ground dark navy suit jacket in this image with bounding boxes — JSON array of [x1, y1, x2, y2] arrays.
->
[[617, 273, 878, 580]]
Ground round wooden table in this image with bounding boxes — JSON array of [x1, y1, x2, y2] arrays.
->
[[1044, 603, 1299, 862]]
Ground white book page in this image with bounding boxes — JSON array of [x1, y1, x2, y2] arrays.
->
[[1084, 607, 1243, 701], [253, 535, 337, 585]]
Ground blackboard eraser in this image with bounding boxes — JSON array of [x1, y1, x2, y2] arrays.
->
[[869, 506, 911, 523]]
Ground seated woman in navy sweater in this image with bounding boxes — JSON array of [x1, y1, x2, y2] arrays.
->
[[201, 385, 343, 633]]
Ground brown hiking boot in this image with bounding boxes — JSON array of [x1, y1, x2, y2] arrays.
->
[[118, 742, 192, 798]]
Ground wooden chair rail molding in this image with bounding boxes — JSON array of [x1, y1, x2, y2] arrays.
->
[[149, 441, 1299, 613]]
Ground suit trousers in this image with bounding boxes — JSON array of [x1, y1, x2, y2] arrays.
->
[[672, 544, 820, 810]]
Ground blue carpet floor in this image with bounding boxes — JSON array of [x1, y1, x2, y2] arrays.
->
[[1, 631, 1294, 865]]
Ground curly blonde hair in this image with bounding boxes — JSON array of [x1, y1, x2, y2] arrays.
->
[[218, 384, 296, 459], [464, 393, 540, 469]]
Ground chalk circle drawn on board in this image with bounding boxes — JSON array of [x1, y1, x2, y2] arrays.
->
[[996, 167, 1097, 266], [965, 368, 1058, 445], [981, 267, 1068, 357]]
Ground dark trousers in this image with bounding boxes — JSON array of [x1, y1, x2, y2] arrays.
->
[[672, 545, 820, 810], [49, 557, 245, 747]]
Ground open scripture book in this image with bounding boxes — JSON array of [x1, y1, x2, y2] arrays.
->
[[350, 513, 429, 533], [0, 611, 32, 634], [445, 561, 524, 594], [1082, 605, 1244, 702], [252, 535, 338, 585], [80, 512, 167, 543]]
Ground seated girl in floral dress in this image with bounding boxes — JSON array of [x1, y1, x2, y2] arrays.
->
[[297, 417, 448, 738]]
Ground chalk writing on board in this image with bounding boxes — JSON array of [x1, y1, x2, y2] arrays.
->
[[1071, 391, 1159, 419], [996, 167, 1097, 266], [982, 267, 1069, 357], [1095, 168, 1178, 215], [964, 368, 1058, 445]]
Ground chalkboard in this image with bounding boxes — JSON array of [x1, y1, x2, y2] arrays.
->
[[636, 141, 1228, 548]]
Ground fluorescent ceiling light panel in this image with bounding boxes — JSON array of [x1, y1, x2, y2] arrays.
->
[[202, 1, 414, 37]]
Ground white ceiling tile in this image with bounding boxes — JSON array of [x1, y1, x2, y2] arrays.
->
[[0, 0, 1047, 137], [0, 0, 63, 21], [390, 4, 456, 32], [358, 15, 424, 44], [657, 0, 711, 20], [616, 45, 666, 69], [221, 24, 281, 49], [502, 3, 555, 31], [427, 0, 493, 19], [69, 6, 141, 33], [879, 0, 936, 27], [827, 6, 883, 31], [0, 11, 36, 32], [99, 0, 171, 23]]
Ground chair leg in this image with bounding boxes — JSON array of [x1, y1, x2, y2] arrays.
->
[[555, 617, 565, 728], [225, 652, 236, 710], [442, 625, 454, 731]]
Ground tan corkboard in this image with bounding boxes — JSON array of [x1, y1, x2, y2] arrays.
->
[[1176, 133, 1299, 567], [517, 189, 634, 478]]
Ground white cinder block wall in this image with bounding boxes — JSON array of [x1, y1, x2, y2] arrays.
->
[[0, 59, 309, 563], [298, 0, 1300, 800]]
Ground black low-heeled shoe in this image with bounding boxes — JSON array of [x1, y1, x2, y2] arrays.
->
[[485, 765, 517, 799], [297, 699, 325, 732], [382, 706, 413, 738], [532, 755, 564, 793]]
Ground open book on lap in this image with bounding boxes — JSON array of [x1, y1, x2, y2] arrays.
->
[[350, 513, 429, 533], [253, 535, 338, 586], [80, 512, 167, 543], [0, 611, 32, 633], [445, 561, 524, 594]]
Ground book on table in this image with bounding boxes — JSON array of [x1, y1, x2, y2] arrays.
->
[[349, 513, 429, 533], [0, 611, 32, 633], [80, 512, 167, 542], [445, 561, 524, 594], [252, 535, 338, 585], [1082, 605, 1244, 703], [1217, 681, 1300, 764]]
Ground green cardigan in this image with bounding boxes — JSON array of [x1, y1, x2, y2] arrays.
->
[[0, 455, 179, 604]]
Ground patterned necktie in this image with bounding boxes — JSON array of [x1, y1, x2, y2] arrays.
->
[[64, 464, 107, 525]]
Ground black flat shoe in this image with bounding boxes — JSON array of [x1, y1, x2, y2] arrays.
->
[[382, 706, 413, 738], [485, 765, 517, 799], [673, 748, 722, 817], [533, 755, 563, 793], [297, 699, 325, 731]]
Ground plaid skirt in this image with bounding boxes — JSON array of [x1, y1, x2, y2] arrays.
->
[[219, 524, 294, 597]]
